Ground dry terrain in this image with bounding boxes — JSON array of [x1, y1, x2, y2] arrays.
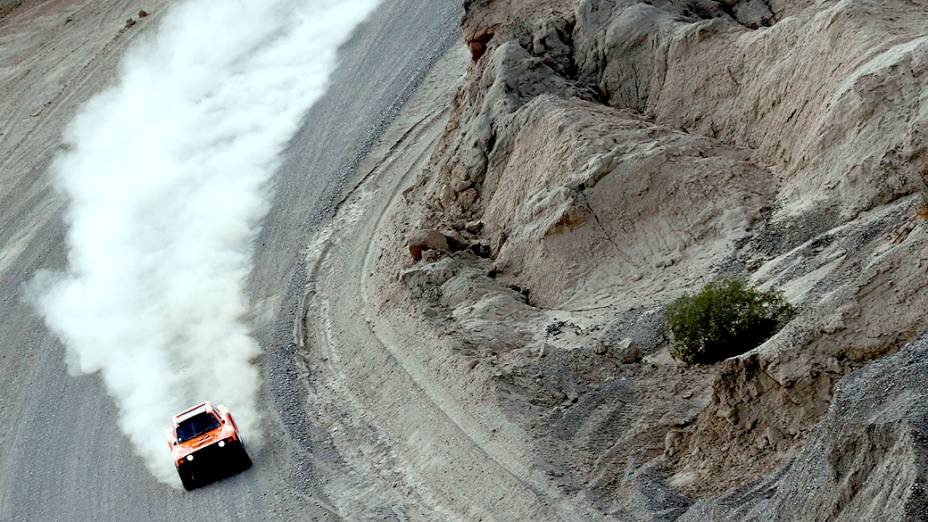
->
[[308, 0, 928, 519], [4, 0, 928, 519]]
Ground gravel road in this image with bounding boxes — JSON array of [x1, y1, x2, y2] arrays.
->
[[0, 1, 460, 519]]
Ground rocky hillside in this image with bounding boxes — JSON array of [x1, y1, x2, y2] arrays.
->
[[379, 0, 928, 518]]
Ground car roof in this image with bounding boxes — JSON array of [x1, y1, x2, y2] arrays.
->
[[173, 401, 216, 423]]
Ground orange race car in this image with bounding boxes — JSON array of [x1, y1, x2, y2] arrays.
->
[[166, 401, 252, 491]]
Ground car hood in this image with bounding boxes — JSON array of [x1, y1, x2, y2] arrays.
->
[[172, 426, 235, 458]]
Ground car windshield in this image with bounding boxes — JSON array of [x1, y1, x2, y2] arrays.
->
[[176, 412, 220, 442]]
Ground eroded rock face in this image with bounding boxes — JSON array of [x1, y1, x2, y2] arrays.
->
[[574, 0, 928, 218], [682, 335, 928, 521], [480, 95, 772, 307], [393, 0, 928, 516]]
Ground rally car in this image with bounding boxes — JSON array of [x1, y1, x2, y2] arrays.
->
[[167, 401, 252, 490]]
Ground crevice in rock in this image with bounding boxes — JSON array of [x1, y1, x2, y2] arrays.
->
[[580, 194, 635, 265]]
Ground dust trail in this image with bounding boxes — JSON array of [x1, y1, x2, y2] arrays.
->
[[33, 0, 380, 485]]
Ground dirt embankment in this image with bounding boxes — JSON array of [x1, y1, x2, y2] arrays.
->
[[358, 0, 928, 518]]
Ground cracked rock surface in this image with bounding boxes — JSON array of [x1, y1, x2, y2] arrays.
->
[[378, 0, 928, 518]]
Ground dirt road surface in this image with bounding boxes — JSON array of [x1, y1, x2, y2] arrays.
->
[[0, 0, 461, 519]]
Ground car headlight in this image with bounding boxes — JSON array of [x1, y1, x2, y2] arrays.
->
[[186, 455, 194, 462], [218, 441, 226, 448]]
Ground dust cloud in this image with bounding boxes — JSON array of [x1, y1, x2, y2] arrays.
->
[[33, 0, 380, 485]]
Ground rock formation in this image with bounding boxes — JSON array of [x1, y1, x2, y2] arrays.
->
[[387, 0, 928, 517]]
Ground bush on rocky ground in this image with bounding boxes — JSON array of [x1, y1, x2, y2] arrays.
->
[[665, 279, 794, 365]]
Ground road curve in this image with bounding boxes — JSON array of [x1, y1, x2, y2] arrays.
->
[[0, 1, 460, 520]]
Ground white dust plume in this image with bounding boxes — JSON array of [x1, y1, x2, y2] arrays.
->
[[34, 0, 380, 485]]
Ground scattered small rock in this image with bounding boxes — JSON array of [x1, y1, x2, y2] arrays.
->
[[470, 240, 492, 258], [458, 187, 480, 209], [441, 229, 468, 252], [465, 220, 484, 234], [765, 426, 785, 449], [824, 357, 842, 374], [614, 338, 642, 364], [718, 406, 739, 426], [138, 9, 149, 18]]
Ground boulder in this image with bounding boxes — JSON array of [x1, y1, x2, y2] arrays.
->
[[614, 338, 642, 364], [408, 229, 450, 261], [465, 220, 484, 234]]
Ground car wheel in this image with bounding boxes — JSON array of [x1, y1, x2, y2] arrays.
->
[[237, 440, 253, 471], [179, 469, 196, 491]]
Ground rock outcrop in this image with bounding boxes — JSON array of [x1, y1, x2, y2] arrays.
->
[[385, 0, 928, 517], [682, 334, 928, 521]]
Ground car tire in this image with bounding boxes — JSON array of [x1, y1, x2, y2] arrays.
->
[[179, 469, 196, 491], [237, 439, 253, 471]]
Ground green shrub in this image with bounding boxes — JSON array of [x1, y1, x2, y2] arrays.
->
[[665, 279, 795, 365]]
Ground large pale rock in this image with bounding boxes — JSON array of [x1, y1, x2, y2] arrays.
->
[[407, 229, 450, 261]]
